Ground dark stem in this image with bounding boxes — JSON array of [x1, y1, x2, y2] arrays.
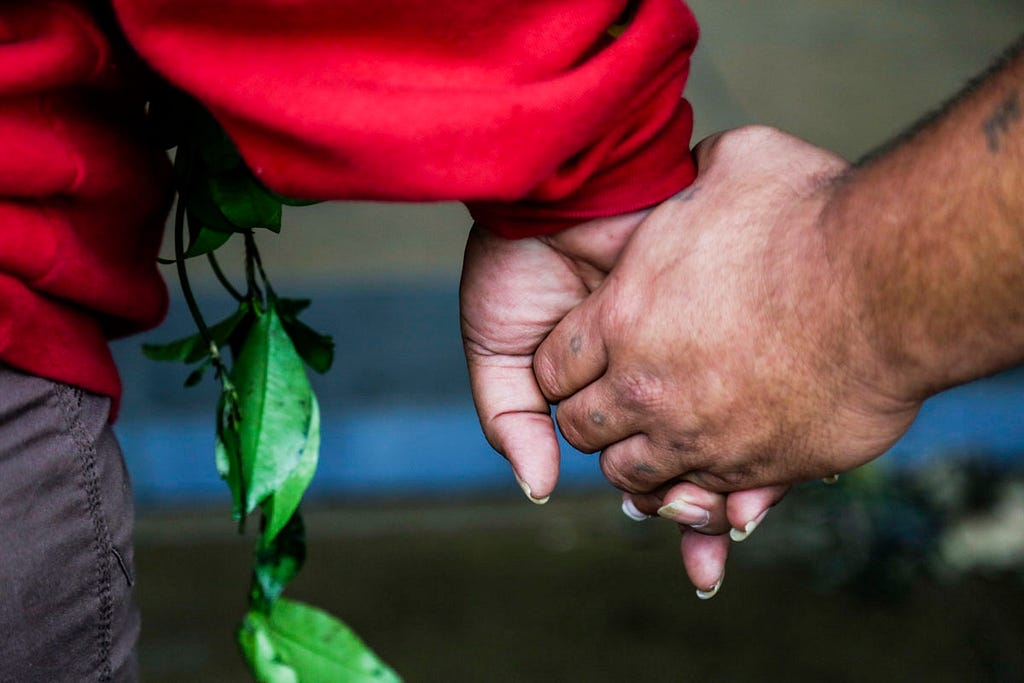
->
[[248, 234, 275, 300], [243, 230, 264, 305], [208, 251, 245, 302], [174, 185, 214, 346]]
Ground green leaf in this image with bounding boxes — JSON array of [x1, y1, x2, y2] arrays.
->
[[280, 317, 334, 374], [274, 298, 312, 318], [239, 612, 299, 683], [215, 386, 244, 522], [262, 394, 320, 542], [142, 331, 204, 363], [232, 306, 315, 514], [259, 598, 402, 683], [143, 304, 252, 365], [195, 120, 245, 175], [253, 511, 306, 611], [209, 166, 283, 232], [184, 219, 234, 258], [264, 185, 321, 208], [186, 178, 241, 234], [184, 357, 211, 387], [275, 298, 334, 373]]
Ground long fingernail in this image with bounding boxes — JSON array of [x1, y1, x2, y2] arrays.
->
[[514, 472, 550, 505], [696, 571, 725, 600], [729, 509, 769, 542], [621, 498, 651, 522], [656, 500, 711, 529], [822, 474, 840, 484]]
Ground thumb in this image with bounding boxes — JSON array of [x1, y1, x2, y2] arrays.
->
[[465, 345, 561, 503]]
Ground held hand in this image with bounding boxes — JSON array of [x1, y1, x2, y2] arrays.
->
[[460, 214, 641, 502], [461, 203, 786, 598], [625, 483, 789, 597], [534, 127, 922, 497]]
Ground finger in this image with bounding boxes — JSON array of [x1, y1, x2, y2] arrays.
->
[[597, 433, 684, 495], [627, 482, 730, 535], [466, 351, 560, 503], [658, 481, 731, 535], [726, 485, 790, 542], [552, 369, 655, 453], [681, 531, 729, 600], [532, 297, 607, 403]]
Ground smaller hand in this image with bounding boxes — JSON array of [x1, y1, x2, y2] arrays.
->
[[459, 214, 640, 502]]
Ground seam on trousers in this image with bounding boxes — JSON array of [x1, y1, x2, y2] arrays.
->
[[56, 386, 114, 683]]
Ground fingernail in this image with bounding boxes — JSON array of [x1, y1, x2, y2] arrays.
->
[[696, 571, 725, 600], [514, 472, 550, 505], [729, 509, 769, 542], [656, 500, 711, 529], [822, 474, 840, 484], [621, 498, 650, 522]]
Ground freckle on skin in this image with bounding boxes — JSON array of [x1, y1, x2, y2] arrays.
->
[[590, 411, 606, 426], [570, 335, 582, 355]]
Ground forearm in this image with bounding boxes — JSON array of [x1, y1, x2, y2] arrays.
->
[[827, 36, 1024, 400]]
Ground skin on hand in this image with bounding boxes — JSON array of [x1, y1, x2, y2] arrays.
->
[[459, 213, 641, 502], [626, 483, 788, 592], [533, 126, 922, 504], [460, 207, 786, 594]]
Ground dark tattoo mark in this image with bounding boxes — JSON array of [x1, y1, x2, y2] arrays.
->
[[590, 411, 606, 426], [570, 335, 582, 355], [857, 36, 1024, 166], [983, 91, 1021, 153], [678, 186, 700, 202]]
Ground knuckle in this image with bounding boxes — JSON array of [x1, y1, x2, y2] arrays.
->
[[600, 449, 659, 494], [612, 370, 664, 413], [554, 409, 596, 454], [599, 450, 638, 492], [532, 352, 563, 401]]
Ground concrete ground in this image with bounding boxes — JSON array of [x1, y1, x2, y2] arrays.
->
[[136, 490, 1024, 682], [133, 3, 1024, 681]]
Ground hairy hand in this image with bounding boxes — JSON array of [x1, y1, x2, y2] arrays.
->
[[533, 127, 922, 497]]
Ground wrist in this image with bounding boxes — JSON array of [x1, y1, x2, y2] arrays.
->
[[818, 170, 938, 406]]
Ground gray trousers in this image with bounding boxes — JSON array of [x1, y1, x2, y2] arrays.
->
[[0, 365, 139, 682]]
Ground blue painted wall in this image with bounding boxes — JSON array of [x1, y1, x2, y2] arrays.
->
[[113, 284, 1024, 506]]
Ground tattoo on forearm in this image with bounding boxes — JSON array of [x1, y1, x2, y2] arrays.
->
[[860, 35, 1024, 166], [983, 90, 1021, 153]]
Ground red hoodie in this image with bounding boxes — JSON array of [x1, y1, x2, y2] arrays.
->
[[0, 0, 698, 413]]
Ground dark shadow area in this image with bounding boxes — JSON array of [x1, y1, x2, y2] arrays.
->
[[135, 485, 1024, 682]]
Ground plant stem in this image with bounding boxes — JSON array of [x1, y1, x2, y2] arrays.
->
[[174, 148, 228, 373], [248, 233, 276, 300], [208, 251, 245, 302], [243, 230, 264, 305], [175, 195, 212, 344]]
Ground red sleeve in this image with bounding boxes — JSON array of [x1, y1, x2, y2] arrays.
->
[[0, 1, 170, 407], [112, 0, 698, 238]]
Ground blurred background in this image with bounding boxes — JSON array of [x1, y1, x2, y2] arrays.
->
[[112, 2, 1024, 680]]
